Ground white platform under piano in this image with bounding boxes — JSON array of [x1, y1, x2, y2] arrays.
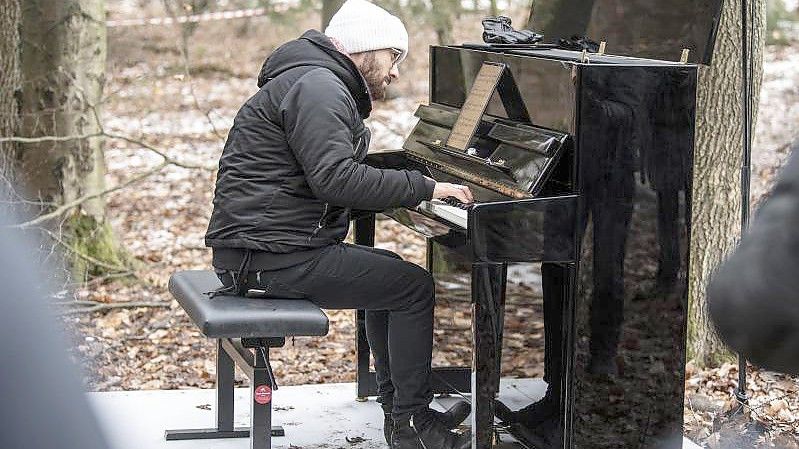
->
[[88, 380, 702, 449]]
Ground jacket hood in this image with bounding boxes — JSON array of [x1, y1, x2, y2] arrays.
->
[[257, 30, 372, 119]]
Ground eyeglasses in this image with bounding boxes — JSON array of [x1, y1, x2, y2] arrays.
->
[[390, 48, 403, 67]]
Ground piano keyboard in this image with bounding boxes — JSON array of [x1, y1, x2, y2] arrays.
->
[[417, 200, 469, 229]]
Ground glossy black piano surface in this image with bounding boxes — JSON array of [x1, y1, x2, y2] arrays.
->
[[354, 13, 709, 446]]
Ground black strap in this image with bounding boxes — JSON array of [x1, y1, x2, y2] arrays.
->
[[207, 249, 253, 299], [259, 346, 279, 390]]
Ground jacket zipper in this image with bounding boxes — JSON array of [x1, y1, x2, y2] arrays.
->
[[309, 202, 330, 241], [309, 135, 362, 243], [355, 136, 364, 158], [337, 207, 352, 243]]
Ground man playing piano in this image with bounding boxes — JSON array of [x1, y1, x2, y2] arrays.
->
[[204, 1, 473, 448]]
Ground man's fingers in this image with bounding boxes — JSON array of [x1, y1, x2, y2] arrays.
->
[[432, 183, 474, 203], [456, 187, 474, 204], [455, 185, 474, 203], [463, 186, 474, 203], [452, 190, 469, 203]]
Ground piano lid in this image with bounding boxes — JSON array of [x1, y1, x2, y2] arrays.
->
[[525, 0, 724, 65]]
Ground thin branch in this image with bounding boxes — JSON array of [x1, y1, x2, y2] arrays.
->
[[9, 84, 210, 169], [69, 270, 137, 288], [165, 0, 227, 143], [41, 228, 131, 273], [105, 132, 216, 170], [9, 161, 169, 229], [180, 65, 226, 143], [53, 300, 105, 306], [2, 131, 215, 171], [0, 132, 103, 143], [56, 300, 170, 315]]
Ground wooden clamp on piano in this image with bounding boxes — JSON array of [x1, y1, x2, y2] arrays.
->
[[353, 1, 725, 447]]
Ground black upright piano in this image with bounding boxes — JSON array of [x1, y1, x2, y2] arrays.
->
[[354, 1, 724, 447]]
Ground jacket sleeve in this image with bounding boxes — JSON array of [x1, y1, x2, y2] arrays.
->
[[280, 69, 435, 210]]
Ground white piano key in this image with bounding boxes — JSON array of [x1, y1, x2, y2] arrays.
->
[[418, 200, 468, 229]]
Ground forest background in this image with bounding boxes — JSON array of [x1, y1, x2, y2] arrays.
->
[[1, 0, 799, 447]]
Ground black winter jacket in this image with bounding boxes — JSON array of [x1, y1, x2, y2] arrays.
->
[[205, 30, 435, 254]]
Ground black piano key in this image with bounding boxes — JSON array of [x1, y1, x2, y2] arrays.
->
[[442, 196, 474, 210]]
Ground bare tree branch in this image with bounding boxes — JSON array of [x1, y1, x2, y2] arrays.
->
[[41, 228, 131, 273], [1, 130, 215, 171], [9, 161, 169, 228], [1, 117, 215, 228], [55, 300, 170, 314], [104, 132, 216, 170], [2, 127, 214, 226], [164, 0, 227, 143], [69, 270, 136, 288], [0, 132, 103, 143]]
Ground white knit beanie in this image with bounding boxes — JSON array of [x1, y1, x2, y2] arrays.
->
[[324, 0, 409, 63]]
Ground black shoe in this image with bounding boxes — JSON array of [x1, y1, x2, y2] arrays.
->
[[383, 401, 470, 445], [495, 396, 556, 428], [390, 410, 471, 449], [508, 416, 559, 448], [430, 401, 471, 429]]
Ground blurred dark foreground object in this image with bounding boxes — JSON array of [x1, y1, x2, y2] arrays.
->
[[0, 192, 109, 449], [482, 16, 543, 45], [708, 144, 799, 375]]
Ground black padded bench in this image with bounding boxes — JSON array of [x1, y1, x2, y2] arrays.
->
[[164, 270, 329, 449]]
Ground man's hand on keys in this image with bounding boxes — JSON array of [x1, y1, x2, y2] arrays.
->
[[432, 182, 474, 204]]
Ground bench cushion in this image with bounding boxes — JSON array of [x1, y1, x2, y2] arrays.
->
[[169, 270, 329, 339]]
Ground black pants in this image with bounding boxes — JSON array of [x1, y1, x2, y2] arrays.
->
[[217, 243, 435, 419]]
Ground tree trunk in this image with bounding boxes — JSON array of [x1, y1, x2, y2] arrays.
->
[[162, 0, 213, 48], [18, 0, 122, 280], [431, 0, 460, 45], [322, 0, 345, 30], [688, 0, 766, 366], [0, 0, 20, 188]]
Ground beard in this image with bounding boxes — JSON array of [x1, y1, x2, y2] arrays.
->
[[359, 53, 389, 101]]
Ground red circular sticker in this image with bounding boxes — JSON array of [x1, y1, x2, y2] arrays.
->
[[254, 385, 272, 405]]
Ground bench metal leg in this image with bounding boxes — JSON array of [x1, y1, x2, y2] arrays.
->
[[251, 346, 273, 449], [217, 339, 236, 431], [165, 340, 284, 447], [165, 427, 284, 441]]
